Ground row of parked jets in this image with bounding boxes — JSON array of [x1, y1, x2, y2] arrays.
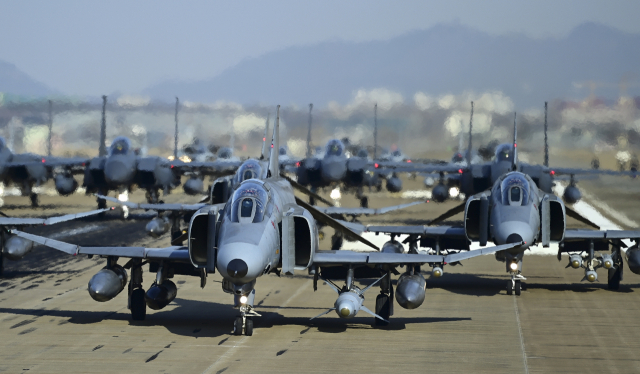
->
[[2, 101, 639, 337]]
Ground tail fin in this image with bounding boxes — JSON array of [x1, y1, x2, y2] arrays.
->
[[373, 103, 378, 159], [174, 97, 179, 159], [268, 105, 281, 177], [260, 113, 270, 160], [99, 95, 107, 157], [47, 99, 53, 156], [543, 101, 549, 167], [306, 104, 313, 158], [512, 112, 518, 171], [466, 101, 473, 165]]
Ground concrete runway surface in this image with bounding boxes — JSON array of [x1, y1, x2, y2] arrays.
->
[[1, 177, 640, 373]]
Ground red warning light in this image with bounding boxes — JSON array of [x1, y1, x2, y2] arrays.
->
[[550, 170, 555, 175], [407, 159, 412, 163], [458, 169, 463, 174], [296, 162, 300, 167], [374, 163, 379, 168], [263, 137, 266, 141], [41, 158, 46, 163], [514, 143, 517, 148], [170, 164, 174, 169]]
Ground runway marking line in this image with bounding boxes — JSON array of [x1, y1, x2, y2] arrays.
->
[[513, 296, 529, 374]]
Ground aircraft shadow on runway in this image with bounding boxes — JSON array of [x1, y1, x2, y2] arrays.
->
[[424, 272, 640, 295]]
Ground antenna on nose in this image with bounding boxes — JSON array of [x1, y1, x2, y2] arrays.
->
[[268, 105, 280, 178], [260, 113, 270, 160], [512, 112, 518, 171]]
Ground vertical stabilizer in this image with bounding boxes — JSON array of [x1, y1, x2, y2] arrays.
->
[[268, 105, 281, 177], [543, 101, 549, 167], [260, 113, 270, 160], [306, 104, 313, 158], [373, 103, 378, 159], [99, 95, 107, 157], [467, 101, 473, 165], [47, 99, 53, 156], [174, 97, 179, 159], [512, 112, 518, 171]]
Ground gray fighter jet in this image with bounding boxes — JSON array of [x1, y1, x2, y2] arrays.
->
[[377, 102, 634, 203], [293, 104, 412, 208], [359, 119, 640, 294], [0, 207, 111, 276], [11, 106, 520, 335]]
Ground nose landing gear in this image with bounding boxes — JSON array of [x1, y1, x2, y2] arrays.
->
[[233, 289, 261, 336]]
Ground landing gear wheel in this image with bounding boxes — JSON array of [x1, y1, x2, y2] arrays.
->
[[506, 280, 513, 295], [515, 280, 521, 296], [30, 193, 38, 208], [374, 294, 390, 326], [245, 317, 254, 336], [608, 267, 622, 290], [97, 197, 106, 209], [360, 196, 369, 208], [331, 234, 343, 250], [131, 288, 146, 320], [234, 316, 243, 336]]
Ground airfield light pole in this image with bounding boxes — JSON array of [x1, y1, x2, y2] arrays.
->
[[373, 103, 378, 159], [544, 101, 549, 167], [47, 99, 53, 156], [99, 95, 107, 157], [306, 103, 313, 158], [174, 97, 179, 159]]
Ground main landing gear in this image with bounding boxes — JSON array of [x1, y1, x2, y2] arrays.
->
[[128, 259, 146, 320], [375, 271, 394, 326]]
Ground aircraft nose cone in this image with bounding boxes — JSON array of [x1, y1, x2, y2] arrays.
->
[[506, 233, 523, 244], [227, 259, 249, 279], [321, 161, 346, 182], [104, 160, 133, 185]]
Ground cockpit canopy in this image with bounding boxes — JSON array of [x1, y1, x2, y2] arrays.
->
[[391, 149, 402, 157], [235, 159, 263, 183], [325, 139, 344, 157], [218, 147, 233, 159], [356, 149, 369, 158], [279, 146, 287, 156], [229, 181, 269, 223], [494, 144, 514, 162], [109, 137, 131, 156], [500, 173, 530, 206]]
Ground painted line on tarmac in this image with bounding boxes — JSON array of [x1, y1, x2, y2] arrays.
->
[[513, 297, 529, 374]]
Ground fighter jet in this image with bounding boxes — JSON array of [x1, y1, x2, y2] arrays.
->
[[11, 106, 519, 335], [377, 102, 634, 203], [293, 104, 416, 208], [0, 207, 111, 276], [358, 117, 640, 294]]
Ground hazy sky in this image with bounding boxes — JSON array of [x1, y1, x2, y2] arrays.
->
[[1, 0, 639, 96]]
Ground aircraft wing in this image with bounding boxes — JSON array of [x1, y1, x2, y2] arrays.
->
[[170, 159, 242, 176], [563, 229, 640, 241], [546, 167, 637, 177], [314, 201, 424, 216], [0, 208, 110, 226], [9, 229, 191, 262], [369, 161, 461, 174], [312, 242, 521, 265], [97, 195, 211, 212]]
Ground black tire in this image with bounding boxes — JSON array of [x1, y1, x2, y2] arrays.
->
[[30, 193, 38, 208], [608, 267, 622, 290], [131, 288, 146, 321], [97, 197, 106, 210], [234, 317, 243, 336], [360, 196, 369, 208], [0, 254, 4, 278], [515, 281, 521, 296], [506, 281, 513, 295], [245, 317, 254, 336], [374, 294, 391, 326], [331, 235, 343, 250]]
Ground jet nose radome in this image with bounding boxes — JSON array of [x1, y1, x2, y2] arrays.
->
[[321, 161, 347, 182], [495, 221, 533, 250], [227, 259, 249, 279], [104, 160, 134, 185], [217, 242, 268, 284]]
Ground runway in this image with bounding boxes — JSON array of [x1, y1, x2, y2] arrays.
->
[[1, 178, 640, 373]]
